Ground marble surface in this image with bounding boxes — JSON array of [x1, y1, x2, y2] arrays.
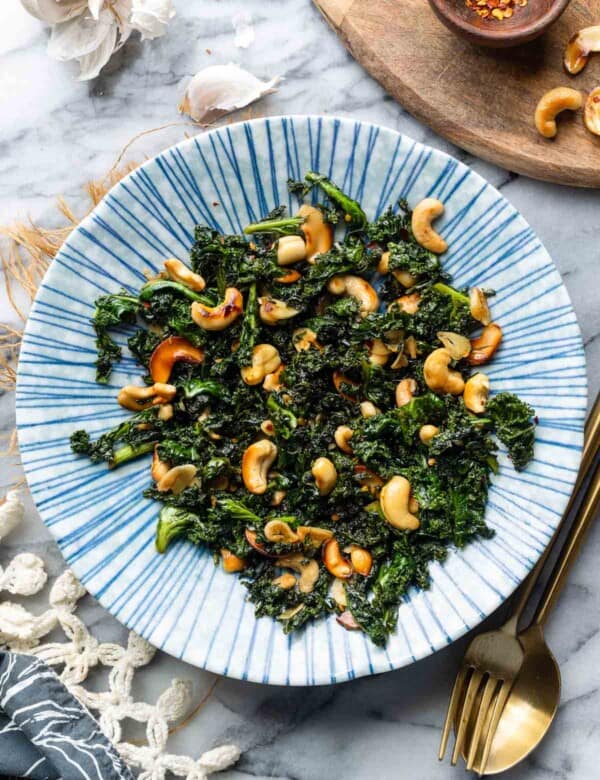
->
[[1, 1, 599, 778]]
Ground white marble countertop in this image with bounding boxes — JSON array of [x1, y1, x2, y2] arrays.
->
[[1, 1, 599, 778]]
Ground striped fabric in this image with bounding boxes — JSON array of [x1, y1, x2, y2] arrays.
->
[[0, 651, 133, 779], [15, 116, 586, 685]]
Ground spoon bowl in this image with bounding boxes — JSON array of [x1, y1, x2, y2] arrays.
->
[[464, 624, 561, 774]]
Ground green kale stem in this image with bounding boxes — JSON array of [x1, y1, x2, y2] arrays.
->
[[139, 280, 212, 305], [433, 282, 469, 305], [109, 440, 156, 469], [243, 217, 304, 236], [305, 171, 367, 228], [155, 506, 197, 553]]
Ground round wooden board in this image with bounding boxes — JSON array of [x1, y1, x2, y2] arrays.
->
[[314, 0, 600, 187]]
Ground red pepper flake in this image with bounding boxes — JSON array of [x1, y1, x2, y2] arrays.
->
[[465, 0, 527, 20]]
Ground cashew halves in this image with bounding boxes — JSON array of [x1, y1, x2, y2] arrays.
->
[[298, 204, 334, 261], [118, 382, 176, 411], [395, 377, 417, 407], [334, 425, 353, 454], [327, 274, 380, 316], [191, 287, 243, 330], [322, 538, 353, 579], [259, 297, 300, 325], [241, 344, 281, 385], [419, 424, 440, 445], [411, 198, 447, 254], [380, 476, 420, 531], [423, 348, 465, 395], [311, 457, 338, 495], [277, 554, 320, 593], [157, 464, 198, 495], [242, 440, 278, 494], [463, 372, 490, 414], [264, 520, 300, 544], [164, 257, 206, 291], [277, 235, 307, 265], [534, 87, 582, 139]]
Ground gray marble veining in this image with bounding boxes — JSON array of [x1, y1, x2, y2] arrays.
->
[[1, 1, 599, 778]]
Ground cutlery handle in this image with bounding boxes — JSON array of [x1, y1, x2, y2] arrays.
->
[[503, 393, 600, 634], [533, 459, 600, 627]]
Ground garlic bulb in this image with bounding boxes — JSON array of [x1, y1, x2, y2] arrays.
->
[[179, 64, 282, 123], [21, 0, 176, 81]]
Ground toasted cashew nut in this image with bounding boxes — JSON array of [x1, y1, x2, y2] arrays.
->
[[378, 251, 417, 287], [395, 377, 417, 407], [380, 476, 420, 531], [277, 554, 320, 593], [298, 204, 334, 261], [534, 87, 582, 139], [360, 401, 380, 418], [348, 545, 373, 576], [468, 323, 503, 365], [151, 446, 169, 482], [409, 496, 420, 514], [327, 274, 380, 316], [191, 287, 243, 330], [334, 425, 353, 454], [437, 331, 471, 360], [273, 572, 297, 589], [157, 464, 198, 495], [312, 457, 338, 495], [584, 87, 600, 136], [242, 440, 277, 494], [469, 288, 491, 327], [411, 198, 447, 254], [270, 489, 287, 507], [564, 26, 600, 74], [368, 338, 392, 366], [323, 538, 353, 579], [395, 293, 421, 314], [221, 549, 246, 573], [241, 344, 281, 385], [329, 578, 347, 609], [463, 372, 490, 414], [117, 382, 177, 411], [264, 520, 300, 544], [158, 403, 174, 421], [419, 424, 440, 445], [293, 327, 322, 352], [259, 297, 300, 325], [297, 526, 334, 546], [424, 348, 465, 395], [150, 337, 205, 384], [263, 364, 285, 392], [277, 235, 307, 265], [164, 258, 206, 291]]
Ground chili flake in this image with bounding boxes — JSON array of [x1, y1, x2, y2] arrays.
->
[[465, 0, 528, 21]]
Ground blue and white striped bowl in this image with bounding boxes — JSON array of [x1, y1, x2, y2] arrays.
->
[[16, 116, 586, 685]]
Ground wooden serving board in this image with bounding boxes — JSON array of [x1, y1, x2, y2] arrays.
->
[[314, 0, 600, 187]]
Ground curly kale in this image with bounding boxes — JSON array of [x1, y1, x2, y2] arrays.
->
[[93, 292, 139, 382], [71, 170, 535, 648], [487, 392, 536, 470]]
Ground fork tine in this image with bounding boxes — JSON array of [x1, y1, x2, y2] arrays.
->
[[451, 668, 483, 765], [438, 664, 468, 760], [478, 678, 512, 777], [466, 675, 498, 770]]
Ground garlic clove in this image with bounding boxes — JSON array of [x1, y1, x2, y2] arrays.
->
[[21, 0, 88, 24], [179, 63, 282, 123], [130, 0, 176, 41]]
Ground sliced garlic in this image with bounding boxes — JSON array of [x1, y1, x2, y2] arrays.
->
[[179, 63, 282, 123]]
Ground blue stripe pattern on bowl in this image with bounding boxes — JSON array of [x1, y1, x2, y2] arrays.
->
[[16, 115, 586, 685]]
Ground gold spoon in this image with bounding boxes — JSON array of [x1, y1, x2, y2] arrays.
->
[[466, 400, 600, 775]]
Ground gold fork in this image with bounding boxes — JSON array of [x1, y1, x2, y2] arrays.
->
[[438, 393, 600, 771]]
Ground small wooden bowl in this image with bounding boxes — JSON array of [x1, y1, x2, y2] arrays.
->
[[428, 0, 572, 48]]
